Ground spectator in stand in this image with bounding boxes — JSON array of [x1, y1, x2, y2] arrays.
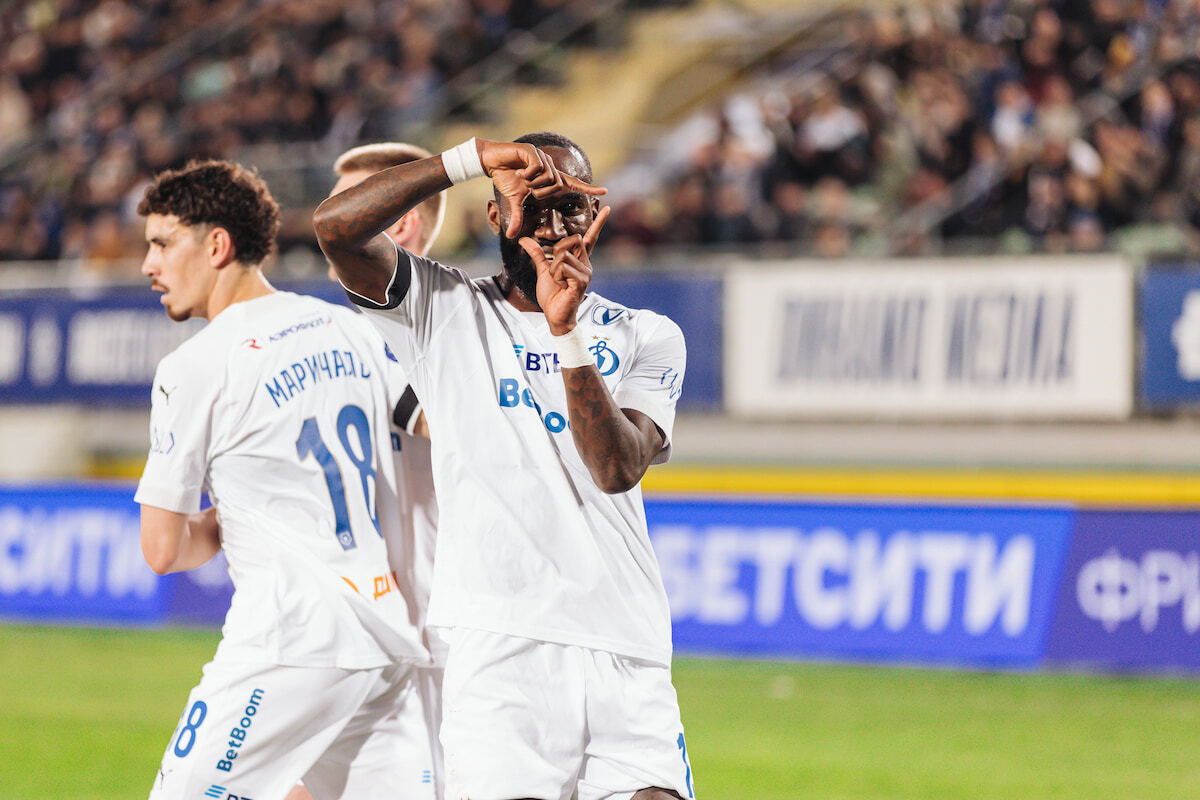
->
[[701, 183, 762, 245], [767, 180, 810, 243], [801, 78, 870, 184]]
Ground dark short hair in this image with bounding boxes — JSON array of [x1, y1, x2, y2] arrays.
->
[[137, 160, 280, 265], [514, 132, 593, 183]]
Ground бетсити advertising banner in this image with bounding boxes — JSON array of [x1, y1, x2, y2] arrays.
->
[[0, 484, 231, 625], [648, 497, 1072, 668], [5, 485, 1200, 674]]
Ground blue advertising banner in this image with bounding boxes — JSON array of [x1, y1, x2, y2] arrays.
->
[[0, 289, 197, 405], [0, 276, 719, 409], [12, 484, 1200, 674], [646, 497, 1074, 668], [0, 282, 341, 406], [0, 484, 233, 626], [0, 483, 165, 623], [591, 273, 721, 411], [1139, 262, 1200, 408], [1044, 510, 1200, 671]]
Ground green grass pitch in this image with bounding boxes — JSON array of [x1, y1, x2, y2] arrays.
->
[[3, 623, 1199, 799]]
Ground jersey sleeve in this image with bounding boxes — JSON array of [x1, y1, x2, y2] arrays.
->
[[381, 339, 423, 433], [133, 351, 217, 514], [340, 237, 408, 310], [612, 315, 686, 465], [340, 308, 424, 433]]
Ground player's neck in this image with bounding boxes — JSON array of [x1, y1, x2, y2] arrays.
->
[[206, 266, 275, 320], [494, 273, 541, 312]]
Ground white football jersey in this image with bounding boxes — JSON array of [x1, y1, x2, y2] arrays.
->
[[387, 424, 444, 664], [135, 291, 429, 669], [352, 252, 686, 666]]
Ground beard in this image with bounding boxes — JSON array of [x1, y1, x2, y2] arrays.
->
[[498, 234, 540, 307]]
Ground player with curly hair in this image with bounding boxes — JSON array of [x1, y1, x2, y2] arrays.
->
[[136, 160, 437, 800]]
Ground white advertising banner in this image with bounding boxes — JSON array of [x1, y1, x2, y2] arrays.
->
[[726, 256, 1134, 419]]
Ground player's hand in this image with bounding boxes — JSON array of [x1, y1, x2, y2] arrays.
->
[[480, 140, 607, 239], [519, 206, 610, 333]]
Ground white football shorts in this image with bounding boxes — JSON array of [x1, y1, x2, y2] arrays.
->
[[415, 666, 446, 800], [440, 628, 696, 800], [149, 659, 436, 800]]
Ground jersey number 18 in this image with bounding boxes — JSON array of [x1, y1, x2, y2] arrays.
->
[[295, 403, 382, 550]]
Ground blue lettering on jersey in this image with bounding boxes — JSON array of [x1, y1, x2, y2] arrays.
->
[[591, 340, 619, 376], [524, 351, 562, 373], [303, 354, 321, 380], [290, 363, 307, 391], [499, 378, 520, 407], [513, 347, 562, 374], [265, 377, 288, 406], [264, 349, 373, 407], [268, 315, 333, 343], [281, 369, 300, 397], [660, 367, 683, 400], [498, 377, 570, 434], [150, 425, 175, 455]]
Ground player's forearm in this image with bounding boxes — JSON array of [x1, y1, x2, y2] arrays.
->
[[315, 157, 451, 247], [184, 506, 222, 565], [563, 366, 659, 494], [313, 157, 451, 300], [141, 506, 221, 575]]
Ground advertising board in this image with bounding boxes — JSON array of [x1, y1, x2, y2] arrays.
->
[[1044, 510, 1200, 671], [1140, 263, 1200, 409], [726, 257, 1134, 419], [648, 497, 1072, 667], [7, 484, 1199, 674], [0, 276, 721, 410]]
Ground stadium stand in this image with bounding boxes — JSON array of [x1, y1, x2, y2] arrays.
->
[[600, 1, 1200, 260], [8, 1, 1200, 281], [0, 0, 693, 278], [7, 0, 1200, 480]]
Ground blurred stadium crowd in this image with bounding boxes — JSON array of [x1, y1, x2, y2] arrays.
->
[[604, 0, 1200, 260], [4, 0, 1200, 278], [0, 0, 672, 275]]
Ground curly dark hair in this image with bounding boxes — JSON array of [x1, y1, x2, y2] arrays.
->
[[137, 160, 280, 265]]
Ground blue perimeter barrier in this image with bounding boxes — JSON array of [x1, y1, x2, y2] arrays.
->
[[0, 275, 721, 411], [2, 484, 1195, 673]]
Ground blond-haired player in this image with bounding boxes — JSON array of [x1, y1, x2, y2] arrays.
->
[[288, 141, 449, 800]]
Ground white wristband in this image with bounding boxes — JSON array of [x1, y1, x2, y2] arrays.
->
[[553, 327, 593, 369], [440, 138, 485, 185]]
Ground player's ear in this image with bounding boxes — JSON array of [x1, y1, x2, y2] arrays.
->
[[486, 199, 502, 236], [207, 226, 236, 268], [388, 209, 421, 249]]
